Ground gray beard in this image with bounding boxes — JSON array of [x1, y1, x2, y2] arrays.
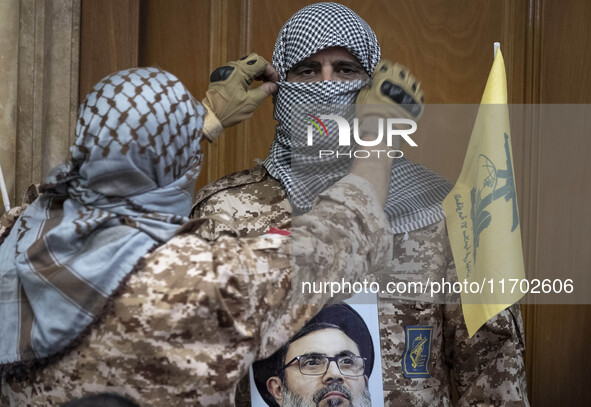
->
[[281, 386, 372, 407]]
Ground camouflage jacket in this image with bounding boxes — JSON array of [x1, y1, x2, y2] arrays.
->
[[192, 165, 530, 407], [1, 174, 392, 406]]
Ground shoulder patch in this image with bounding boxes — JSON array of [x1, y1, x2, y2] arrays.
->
[[402, 325, 433, 378]]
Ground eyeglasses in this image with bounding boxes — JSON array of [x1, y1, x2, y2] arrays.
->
[[280, 353, 366, 377]]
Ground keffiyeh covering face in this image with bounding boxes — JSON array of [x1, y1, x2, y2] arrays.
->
[[263, 2, 453, 232], [0, 67, 204, 369]]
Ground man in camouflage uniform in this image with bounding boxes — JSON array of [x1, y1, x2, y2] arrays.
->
[[193, 3, 529, 406], [0, 61, 394, 405]]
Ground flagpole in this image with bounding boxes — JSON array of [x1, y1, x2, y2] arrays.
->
[[0, 163, 10, 211]]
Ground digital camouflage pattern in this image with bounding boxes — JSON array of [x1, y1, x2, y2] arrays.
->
[[190, 164, 291, 239], [0, 207, 26, 245], [0, 184, 39, 245], [192, 165, 530, 407], [1, 174, 392, 406]]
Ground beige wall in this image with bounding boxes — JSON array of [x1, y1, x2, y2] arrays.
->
[[0, 0, 20, 211], [0, 0, 80, 212]]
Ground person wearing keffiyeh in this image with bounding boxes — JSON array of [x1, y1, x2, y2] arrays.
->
[[0, 61, 396, 405], [0, 67, 204, 370], [193, 3, 530, 406]]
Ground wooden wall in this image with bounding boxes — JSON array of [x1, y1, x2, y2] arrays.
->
[[523, 1, 591, 405], [79, 0, 591, 405]]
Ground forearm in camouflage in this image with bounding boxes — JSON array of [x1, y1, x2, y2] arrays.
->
[[256, 175, 392, 362], [0, 206, 27, 246], [290, 174, 392, 304], [191, 169, 291, 239], [119, 175, 391, 404], [1, 230, 295, 407], [0, 184, 40, 245]]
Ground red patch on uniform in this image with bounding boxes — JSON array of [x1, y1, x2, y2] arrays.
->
[[267, 227, 291, 236]]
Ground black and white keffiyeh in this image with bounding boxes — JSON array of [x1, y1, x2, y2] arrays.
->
[[271, 2, 380, 81], [263, 2, 452, 233]]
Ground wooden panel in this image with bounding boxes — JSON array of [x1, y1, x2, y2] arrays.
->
[[15, 0, 81, 202], [526, 105, 591, 405], [528, 305, 591, 406], [139, 0, 211, 97], [236, 0, 276, 172], [540, 0, 591, 103], [241, 0, 306, 176], [364, 0, 524, 181], [78, 0, 139, 101], [207, 0, 253, 186], [0, 0, 18, 209], [138, 0, 214, 189], [525, 0, 591, 405]]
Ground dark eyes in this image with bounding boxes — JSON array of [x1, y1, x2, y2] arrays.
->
[[294, 67, 360, 76], [301, 355, 355, 366], [286, 64, 367, 81], [302, 357, 323, 366], [337, 67, 359, 75], [286, 66, 318, 80], [340, 357, 354, 365], [298, 68, 316, 76]]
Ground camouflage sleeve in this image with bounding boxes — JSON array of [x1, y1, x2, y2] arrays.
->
[[191, 166, 291, 238], [0, 184, 40, 245], [258, 173, 393, 358], [0, 206, 28, 245], [1, 174, 391, 407], [443, 251, 530, 405], [133, 172, 392, 404]]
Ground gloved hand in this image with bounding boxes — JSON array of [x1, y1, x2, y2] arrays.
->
[[202, 53, 278, 141], [356, 60, 424, 119], [355, 61, 424, 148]]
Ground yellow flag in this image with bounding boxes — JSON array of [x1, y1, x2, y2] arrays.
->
[[442, 50, 525, 337]]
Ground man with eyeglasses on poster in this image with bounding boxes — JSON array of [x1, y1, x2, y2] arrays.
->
[[253, 303, 373, 407]]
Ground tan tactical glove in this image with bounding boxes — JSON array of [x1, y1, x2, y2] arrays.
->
[[202, 53, 278, 141], [356, 61, 424, 147], [357, 60, 424, 119]]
